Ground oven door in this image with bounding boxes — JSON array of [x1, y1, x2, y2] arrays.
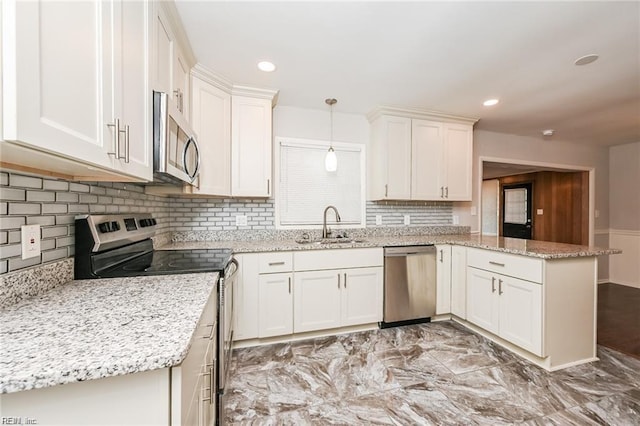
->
[[218, 258, 239, 399]]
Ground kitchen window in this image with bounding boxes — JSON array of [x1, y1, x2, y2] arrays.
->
[[275, 137, 366, 229]]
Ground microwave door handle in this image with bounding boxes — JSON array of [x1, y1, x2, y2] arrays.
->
[[182, 136, 201, 183]]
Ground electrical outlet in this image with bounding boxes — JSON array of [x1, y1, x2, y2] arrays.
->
[[537, 209, 544, 215], [453, 215, 460, 225], [375, 215, 382, 226], [595, 210, 600, 218], [404, 215, 410, 225], [470, 206, 477, 216], [235, 215, 248, 227], [21, 224, 41, 260]]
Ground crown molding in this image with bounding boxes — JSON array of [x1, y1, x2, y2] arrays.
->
[[232, 85, 280, 106], [367, 105, 478, 125], [191, 64, 233, 93], [159, 1, 197, 67]]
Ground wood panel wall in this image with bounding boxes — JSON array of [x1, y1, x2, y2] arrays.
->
[[495, 171, 588, 245]]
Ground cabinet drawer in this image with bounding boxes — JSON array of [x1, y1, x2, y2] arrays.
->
[[294, 248, 383, 271], [259, 252, 293, 273], [466, 248, 542, 283]]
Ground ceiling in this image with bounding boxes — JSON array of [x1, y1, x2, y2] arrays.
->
[[175, 1, 640, 147]]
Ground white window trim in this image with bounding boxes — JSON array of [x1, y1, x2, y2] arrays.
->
[[274, 136, 367, 230]]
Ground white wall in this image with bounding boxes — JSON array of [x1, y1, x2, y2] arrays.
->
[[273, 105, 369, 146], [608, 141, 640, 288], [456, 129, 610, 234], [481, 179, 499, 235]]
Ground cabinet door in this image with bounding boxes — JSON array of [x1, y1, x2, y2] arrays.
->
[[258, 273, 294, 338], [443, 123, 473, 201], [294, 270, 342, 333], [435, 245, 452, 314], [466, 267, 500, 334], [450, 246, 467, 318], [383, 116, 412, 199], [341, 267, 383, 326], [190, 76, 231, 196], [3, 0, 110, 168], [234, 254, 259, 341], [498, 275, 543, 355], [114, 0, 152, 180], [152, 4, 173, 94], [231, 96, 272, 197], [411, 119, 444, 200]]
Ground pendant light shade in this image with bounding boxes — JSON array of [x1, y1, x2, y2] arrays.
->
[[325, 98, 337, 172], [325, 147, 337, 172]]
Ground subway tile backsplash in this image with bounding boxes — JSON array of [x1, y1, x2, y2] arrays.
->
[[1, 171, 454, 275]]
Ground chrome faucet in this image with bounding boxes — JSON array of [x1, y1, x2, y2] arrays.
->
[[322, 205, 341, 239]]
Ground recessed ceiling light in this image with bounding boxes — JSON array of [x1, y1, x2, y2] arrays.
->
[[257, 61, 276, 72], [483, 99, 499, 107], [542, 129, 554, 137], [574, 54, 599, 66]]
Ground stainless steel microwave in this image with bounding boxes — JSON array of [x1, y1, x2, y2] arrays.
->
[[153, 91, 200, 185]]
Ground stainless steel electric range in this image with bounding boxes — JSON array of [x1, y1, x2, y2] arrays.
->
[[74, 213, 237, 425]]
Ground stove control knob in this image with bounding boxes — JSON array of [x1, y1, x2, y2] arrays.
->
[[98, 222, 110, 233], [111, 221, 120, 231], [151, 218, 157, 226]]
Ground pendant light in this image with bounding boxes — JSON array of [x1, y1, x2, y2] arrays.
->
[[325, 98, 337, 172]]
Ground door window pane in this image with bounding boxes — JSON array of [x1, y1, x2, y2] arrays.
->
[[504, 188, 527, 224]]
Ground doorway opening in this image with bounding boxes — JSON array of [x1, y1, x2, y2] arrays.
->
[[479, 159, 592, 246]]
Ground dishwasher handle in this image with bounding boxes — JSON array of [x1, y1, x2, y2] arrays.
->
[[384, 246, 436, 256]]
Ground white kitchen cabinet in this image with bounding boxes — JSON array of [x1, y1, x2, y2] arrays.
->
[[435, 245, 452, 315], [258, 272, 294, 338], [466, 266, 543, 356], [231, 95, 274, 197], [341, 267, 384, 327], [189, 70, 231, 196], [367, 107, 476, 201], [368, 115, 412, 199], [450, 245, 467, 318], [2, 0, 152, 181], [294, 269, 343, 333], [234, 253, 259, 341], [152, 2, 194, 118]]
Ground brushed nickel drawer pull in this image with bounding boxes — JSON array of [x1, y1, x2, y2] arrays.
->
[[489, 261, 505, 267], [268, 261, 285, 266], [491, 277, 496, 293], [288, 277, 291, 294], [344, 273, 347, 288], [337, 273, 341, 289], [498, 279, 504, 295]]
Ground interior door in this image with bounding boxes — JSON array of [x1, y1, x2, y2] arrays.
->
[[502, 183, 532, 239]]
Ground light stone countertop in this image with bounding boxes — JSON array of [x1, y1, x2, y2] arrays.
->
[[0, 272, 217, 394], [160, 234, 620, 259]]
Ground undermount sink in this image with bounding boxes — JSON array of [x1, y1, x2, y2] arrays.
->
[[296, 238, 366, 245]]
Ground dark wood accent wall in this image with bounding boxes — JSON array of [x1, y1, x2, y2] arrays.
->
[[495, 171, 589, 245]]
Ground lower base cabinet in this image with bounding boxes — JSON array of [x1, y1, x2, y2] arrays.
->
[[258, 272, 294, 338], [293, 267, 383, 333], [466, 266, 542, 356]]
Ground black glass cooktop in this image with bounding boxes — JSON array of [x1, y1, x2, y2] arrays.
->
[[96, 248, 233, 278]]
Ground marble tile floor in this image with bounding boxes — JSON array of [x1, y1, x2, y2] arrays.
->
[[225, 321, 640, 425]]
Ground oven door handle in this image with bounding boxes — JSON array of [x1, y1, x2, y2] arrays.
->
[[225, 258, 239, 280]]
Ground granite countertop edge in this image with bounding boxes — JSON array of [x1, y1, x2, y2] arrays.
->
[[0, 272, 218, 394], [160, 234, 621, 259]]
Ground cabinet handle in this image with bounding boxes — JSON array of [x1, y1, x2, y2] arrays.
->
[[385, 184, 388, 197], [337, 273, 341, 289], [445, 186, 448, 198], [107, 118, 121, 158], [489, 261, 505, 267], [439, 249, 443, 262], [498, 279, 503, 295], [268, 261, 285, 266], [344, 273, 347, 288], [267, 179, 270, 195], [288, 277, 291, 294], [440, 186, 444, 198], [123, 124, 130, 163], [491, 277, 496, 293]]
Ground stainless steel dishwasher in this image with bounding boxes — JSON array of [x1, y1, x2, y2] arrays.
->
[[380, 245, 437, 328]]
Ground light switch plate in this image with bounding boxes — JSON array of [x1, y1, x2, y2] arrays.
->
[[453, 215, 460, 225], [470, 206, 477, 216], [404, 215, 410, 225], [537, 209, 544, 215], [375, 215, 382, 226], [21, 224, 41, 260], [235, 215, 248, 227]]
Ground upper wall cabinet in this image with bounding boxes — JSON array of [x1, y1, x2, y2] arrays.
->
[[1, 0, 153, 181], [231, 89, 278, 198], [151, 1, 195, 119], [367, 106, 477, 201]]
